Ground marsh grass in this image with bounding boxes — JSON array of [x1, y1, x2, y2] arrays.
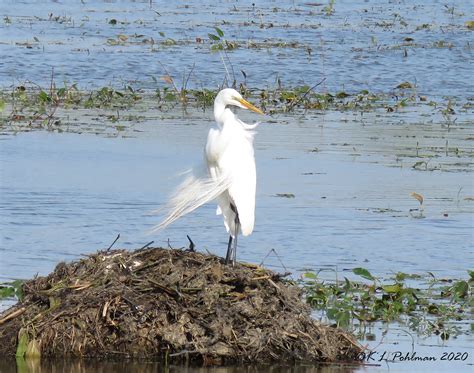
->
[[1, 77, 470, 157], [0, 75, 455, 121]]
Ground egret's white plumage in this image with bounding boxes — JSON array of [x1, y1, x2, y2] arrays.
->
[[152, 88, 263, 265]]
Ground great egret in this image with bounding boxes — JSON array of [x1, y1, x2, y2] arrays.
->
[[153, 88, 264, 265]]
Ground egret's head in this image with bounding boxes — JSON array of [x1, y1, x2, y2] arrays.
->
[[215, 88, 264, 115]]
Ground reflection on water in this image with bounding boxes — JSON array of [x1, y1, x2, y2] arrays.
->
[[1, 358, 360, 373]]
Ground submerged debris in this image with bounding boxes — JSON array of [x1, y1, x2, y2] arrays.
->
[[0, 247, 361, 364]]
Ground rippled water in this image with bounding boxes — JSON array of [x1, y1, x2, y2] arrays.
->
[[1, 113, 472, 370], [1, 117, 472, 282], [1, 0, 473, 98]]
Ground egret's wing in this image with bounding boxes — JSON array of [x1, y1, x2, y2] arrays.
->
[[213, 120, 257, 237], [226, 148, 256, 237]]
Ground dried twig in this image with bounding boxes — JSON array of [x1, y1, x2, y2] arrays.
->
[[107, 234, 120, 251], [139, 240, 154, 250], [0, 307, 26, 325]]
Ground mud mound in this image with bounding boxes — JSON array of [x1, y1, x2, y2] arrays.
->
[[0, 247, 362, 364]]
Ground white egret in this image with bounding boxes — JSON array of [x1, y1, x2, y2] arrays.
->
[[153, 88, 264, 265]]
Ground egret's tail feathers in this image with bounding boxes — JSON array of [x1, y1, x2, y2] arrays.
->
[[150, 173, 230, 234]]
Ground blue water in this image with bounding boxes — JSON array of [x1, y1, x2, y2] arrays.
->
[[0, 0, 473, 99], [1, 122, 472, 282]]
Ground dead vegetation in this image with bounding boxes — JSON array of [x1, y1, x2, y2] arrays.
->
[[0, 247, 362, 365]]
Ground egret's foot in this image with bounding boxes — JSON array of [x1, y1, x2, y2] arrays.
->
[[225, 235, 233, 265]]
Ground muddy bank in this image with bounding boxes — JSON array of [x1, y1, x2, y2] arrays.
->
[[0, 247, 362, 365]]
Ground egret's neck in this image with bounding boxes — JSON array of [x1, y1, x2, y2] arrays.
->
[[214, 102, 235, 128]]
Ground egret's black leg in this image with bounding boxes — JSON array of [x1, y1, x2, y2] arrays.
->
[[232, 219, 240, 266], [225, 203, 239, 266], [225, 235, 233, 264]]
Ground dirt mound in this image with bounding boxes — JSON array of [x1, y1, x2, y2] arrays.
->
[[0, 247, 362, 364]]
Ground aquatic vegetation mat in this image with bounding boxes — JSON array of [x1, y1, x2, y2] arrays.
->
[[0, 247, 362, 364], [301, 268, 473, 340]]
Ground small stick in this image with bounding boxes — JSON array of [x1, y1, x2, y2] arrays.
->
[[139, 240, 154, 250], [251, 275, 271, 281], [169, 349, 200, 357], [107, 234, 120, 251], [220, 52, 232, 87], [186, 235, 195, 252], [259, 248, 288, 272], [224, 49, 236, 83], [267, 278, 280, 290], [158, 61, 180, 96], [0, 307, 26, 325], [49, 67, 55, 97], [183, 63, 195, 93]]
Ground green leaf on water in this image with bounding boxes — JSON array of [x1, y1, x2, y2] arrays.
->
[[303, 272, 318, 279], [38, 90, 51, 103], [353, 267, 375, 281], [56, 88, 66, 97], [11, 280, 24, 300], [468, 270, 474, 281], [465, 21, 474, 30], [451, 280, 469, 298], [396, 81, 414, 89], [214, 26, 224, 37], [383, 283, 402, 293], [0, 280, 24, 300], [440, 331, 450, 340], [336, 91, 350, 98], [0, 286, 16, 298], [164, 92, 176, 101], [336, 310, 350, 327], [395, 272, 408, 281], [326, 307, 338, 320], [211, 44, 223, 51], [208, 33, 220, 41], [0, 99, 5, 113], [344, 277, 352, 291], [162, 38, 176, 46]]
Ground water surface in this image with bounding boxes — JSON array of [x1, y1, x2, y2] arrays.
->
[[0, 0, 473, 372], [1, 0, 473, 100]]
